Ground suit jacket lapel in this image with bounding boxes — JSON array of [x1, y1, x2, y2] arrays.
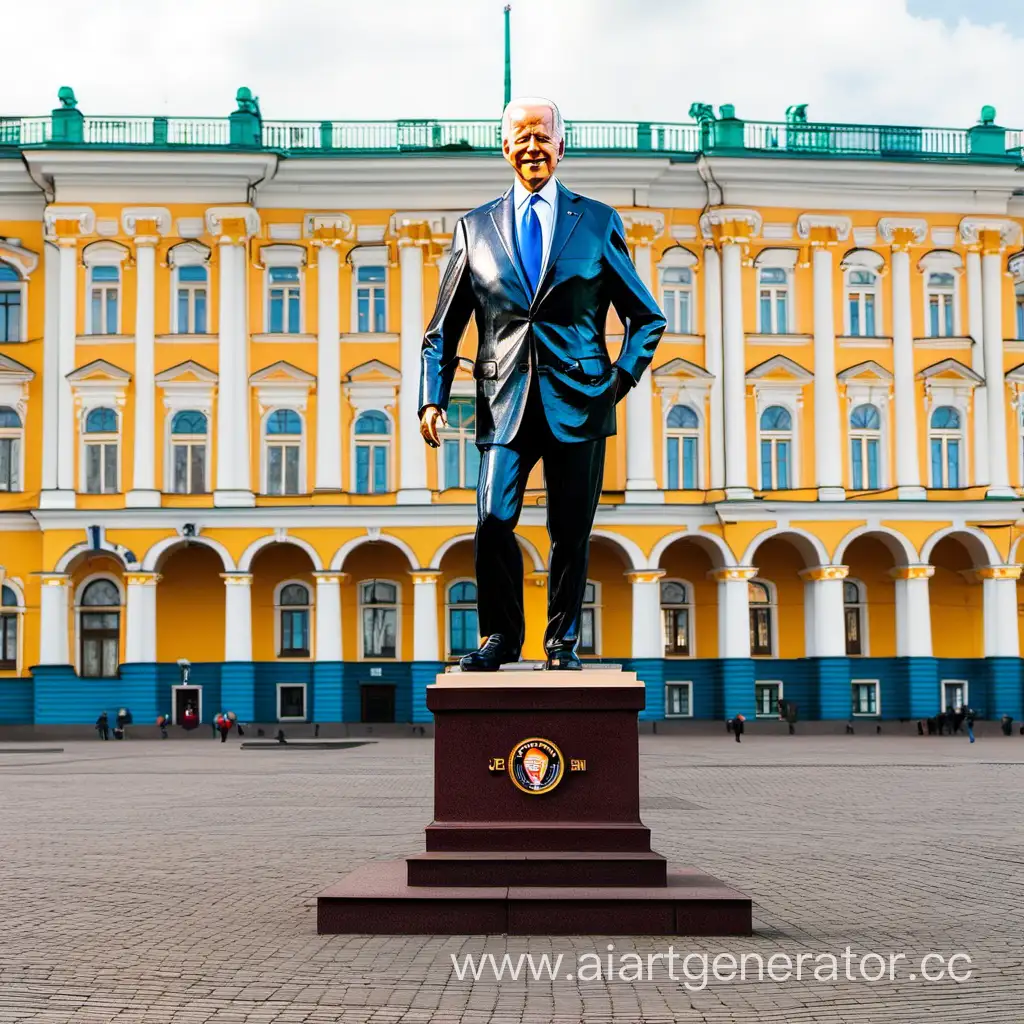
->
[[488, 189, 532, 304], [531, 183, 583, 311]]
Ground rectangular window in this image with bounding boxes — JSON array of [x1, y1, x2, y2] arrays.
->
[[750, 608, 772, 655], [267, 444, 301, 495], [755, 682, 781, 717], [268, 266, 301, 334], [280, 610, 309, 657], [947, 439, 960, 487], [849, 297, 860, 337], [278, 684, 307, 720], [845, 607, 863, 656], [864, 294, 876, 336], [0, 437, 18, 491], [665, 683, 692, 718], [449, 607, 479, 657], [176, 266, 208, 334], [84, 441, 118, 493], [0, 614, 16, 668], [89, 266, 120, 335], [362, 606, 397, 658], [663, 608, 690, 656], [579, 607, 595, 655], [172, 443, 206, 494], [850, 438, 880, 490], [762, 439, 790, 489], [0, 291, 21, 342], [666, 436, 698, 489], [355, 443, 388, 494], [852, 681, 878, 715], [356, 266, 386, 333]]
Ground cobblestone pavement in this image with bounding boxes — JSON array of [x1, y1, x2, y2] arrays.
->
[[0, 733, 1021, 1023]]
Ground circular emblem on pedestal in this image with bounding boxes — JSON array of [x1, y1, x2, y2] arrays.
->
[[508, 737, 564, 795]]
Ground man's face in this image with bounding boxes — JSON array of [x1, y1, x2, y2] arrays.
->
[[503, 105, 564, 191]]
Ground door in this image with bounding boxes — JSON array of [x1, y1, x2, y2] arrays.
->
[[360, 684, 395, 723], [942, 680, 967, 713], [173, 685, 202, 725]]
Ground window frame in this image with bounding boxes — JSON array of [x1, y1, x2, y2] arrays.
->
[[275, 580, 312, 659], [168, 241, 213, 336], [579, 579, 600, 657], [439, 397, 480, 490], [262, 245, 306, 336], [848, 403, 882, 491], [172, 264, 210, 336], [0, 405, 24, 493], [276, 682, 308, 722], [844, 267, 881, 337], [660, 578, 694, 658], [664, 404, 701, 490], [82, 243, 129, 337], [349, 246, 389, 334], [754, 680, 783, 719], [748, 578, 777, 657], [261, 407, 306, 496], [0, 581, 24, 672], [75, 574, 123, 679], [358, 578, 401, 661], [754, 253, 796, 335], [843, 579, 869, 657], [928, 404, 964, 488], [352, 409, 393, 494], [657, 247, 698, 336], [851, 679, 880, 717], [941, 678, 968, 713], [81, 405, 121, 494], [664, 681, 694, 719], [0, 260, 27, 343], [758, 404, 794, 490], [167, 408, 208, 494], [919, 252, 962, 339], [445, 577, 480, 660]]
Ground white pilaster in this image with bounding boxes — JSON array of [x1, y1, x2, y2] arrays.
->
[[124, 572, 160, 663], [313, 571, 344, 661], [128, 239, 159, 506], [623, 230, 660, 500], [207, 208, 259, 508], [712, 567, 757, 658], [41, 242, 60, 493], [721, 241, 751, 499], [222, 573, 253, 661], [892, 249, 924, 497], [811, 246, 844, 499], [799, 566, 848, 658], [314, 243, 342, 491], [626, 570, 665, 658], [703, 245, 725, 489], [981, 251, 1012, 496], [411, 570, 441, 661], [37, 573, 70, 665], [965, 249, 988, 485], [397, 227, 431, 503], [892, 565, 933, 657], [980, 566, 1022, 657]]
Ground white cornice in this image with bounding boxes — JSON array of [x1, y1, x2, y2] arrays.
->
[[796, 213, 852, 240], [121, 207, 172, 237], [877, 217, 929, 246], [958, 217, 1023, 248], [43, 205, 95, 240], [205, 206, 261, 240]]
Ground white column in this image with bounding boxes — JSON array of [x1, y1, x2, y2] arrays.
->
[[41, 242, 60, 493], [411, 571, 441, 661], [207, 209, 256, 507], [624, 239, 660, 500], [124, 572, 160, 663], [703, 245, 725, 490], [981, 250, 1012, 496], [56, 242, 78, 496], [890, 247, 924, 498], [800, 566, 848, 658], [721, 242, 752, 499], [398, 235, 430, 503], [980, 566, 1021, 657], [627, 570, 665, 658], [712, 567, 756, 658], [222, 573, 253, 661], [314, 243, 343, 491], [966, 249, 989, 485], [37, 573, 70, 665], [811, 246, 844, 499], [128, 238, 159, 506], [892, 565, 933, 657], [314, 572, 344, 661]]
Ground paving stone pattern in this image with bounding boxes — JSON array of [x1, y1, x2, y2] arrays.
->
[[0, 734, 1021, 1023]]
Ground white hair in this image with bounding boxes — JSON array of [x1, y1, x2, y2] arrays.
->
[[501, 96, 564, 146]]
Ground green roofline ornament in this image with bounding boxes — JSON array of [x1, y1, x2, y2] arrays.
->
[[235, 87, 261, 116], [57, 86, 77, 109]]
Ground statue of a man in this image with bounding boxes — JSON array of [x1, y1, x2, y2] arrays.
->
[[418, 96, 666, 671]]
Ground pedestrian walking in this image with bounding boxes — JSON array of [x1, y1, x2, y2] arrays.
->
[[156, 714, 169, 739], [216, 713, 232, 743], [95, 711, 109, 741], [965, 706, 976, 744], [729, 713, 745, 743]]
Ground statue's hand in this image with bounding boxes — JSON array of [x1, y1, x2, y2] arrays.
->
[[420, 405, 447, 448]]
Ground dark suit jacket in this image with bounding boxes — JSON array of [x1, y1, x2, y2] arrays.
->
[[418, 180, 667, 445]]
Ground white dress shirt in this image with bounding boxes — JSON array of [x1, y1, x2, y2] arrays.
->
[[513, 174, 559, 280]]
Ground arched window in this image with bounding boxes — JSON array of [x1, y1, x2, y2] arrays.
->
[[277, 582, 310, 658], [748, 579, 775, 656], [666, 404, 699, 489], [447, 580, 479, 658], [88, 265, 121, 335], [267, 266, 301, 334], [355, 265, 387, 333], [170, 409, 207, 494], [929, 405, 962, 487], [440, 398, 480, 489], [354, 410, 391, 494], [580, 580, 599, 655], [758, 266, 789, 334], [0, 406, 22, 492], [926, 271, 956, 337], [83, 407, 119, 493], [0, 583, 18, 669], [849, 403, 881, 490], [759, 406, 792, 489], [360, 579, 398, 659], [661, 266, 693, 334], [844, 580, 867, 656], [265, 409, 303, 495], [0, 261, 22, 342], [175, 265, 208, 334], [846, 268, 878, 337], [79, 579, 121, 678], [661, 580, 692, 657]]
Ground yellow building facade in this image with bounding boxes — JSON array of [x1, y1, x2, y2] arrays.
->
[[2, 94, 1024, 728]]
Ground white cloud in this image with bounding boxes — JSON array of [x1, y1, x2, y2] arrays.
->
[[6, 0, 1024, 130]]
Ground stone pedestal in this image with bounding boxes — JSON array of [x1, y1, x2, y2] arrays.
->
[[318, 667, 751, 935]]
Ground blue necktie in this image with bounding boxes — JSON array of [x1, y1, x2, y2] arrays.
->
[[521, 193, 543, 293]]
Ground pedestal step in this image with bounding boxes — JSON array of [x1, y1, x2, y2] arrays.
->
[[318, 860, 752, 936], [407, 850, 668, 887], [425, 822, 652, 852]]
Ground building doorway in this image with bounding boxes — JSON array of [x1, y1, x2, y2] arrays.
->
[[360, 684, 395, 723], [173, 685, 202, 725]]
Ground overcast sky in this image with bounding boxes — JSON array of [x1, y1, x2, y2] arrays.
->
[[10, 0, 1024, 129]]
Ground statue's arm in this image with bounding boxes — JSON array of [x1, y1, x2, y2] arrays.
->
[[602, 210, 667, 388], [419, 218, 474, 424]]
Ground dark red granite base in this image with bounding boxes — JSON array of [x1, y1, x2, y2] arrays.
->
[[407, 850, 668, 887], [318, 861, 752, 936]]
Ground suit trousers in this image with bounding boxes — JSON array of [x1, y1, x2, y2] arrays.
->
[[475, 385, 606, 653]]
